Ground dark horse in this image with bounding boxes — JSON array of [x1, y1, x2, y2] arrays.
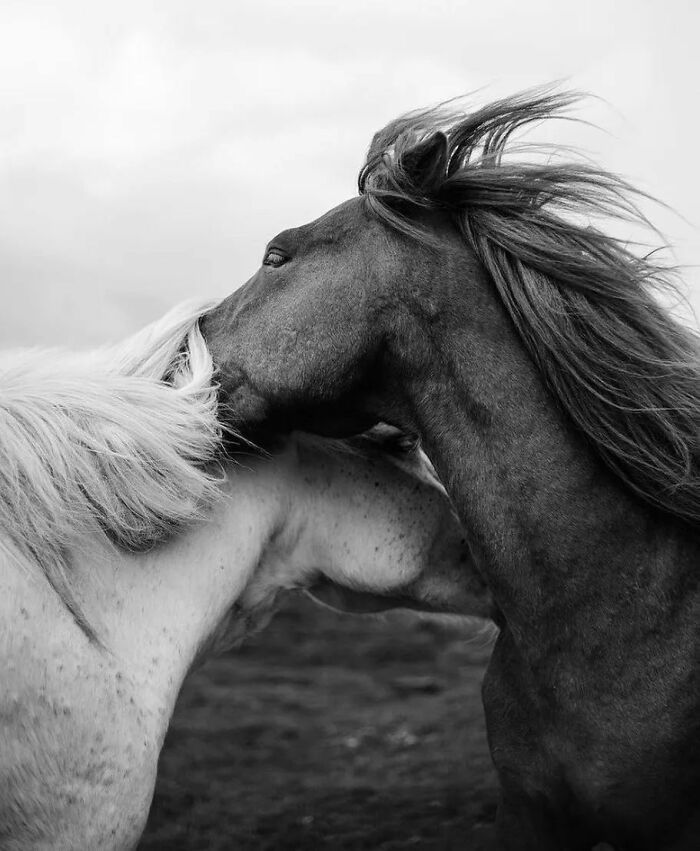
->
[[202, 89, 700, 850]]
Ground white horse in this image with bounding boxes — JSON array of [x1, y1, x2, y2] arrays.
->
[[0, 301, 490, 851]]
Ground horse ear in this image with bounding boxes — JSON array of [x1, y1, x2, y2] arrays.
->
[[399, 131, 449, 192]]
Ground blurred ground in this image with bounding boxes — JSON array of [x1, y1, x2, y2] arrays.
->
[[139, 594, 498, 850]]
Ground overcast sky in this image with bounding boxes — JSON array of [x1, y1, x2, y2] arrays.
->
[[1, 0, 698, 346]]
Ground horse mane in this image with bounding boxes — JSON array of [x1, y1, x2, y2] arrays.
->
[[0, 299, 227, 640], [358, 86, 700, 528]]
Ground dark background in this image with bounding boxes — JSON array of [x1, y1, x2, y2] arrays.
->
[[139, 594, 498, 850]]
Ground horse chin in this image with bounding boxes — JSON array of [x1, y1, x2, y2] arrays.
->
[[305, 578, 427, 615]]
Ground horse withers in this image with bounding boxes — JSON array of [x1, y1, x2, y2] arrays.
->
[[0, 302, 489, 851], [202, 89, 700, 850]]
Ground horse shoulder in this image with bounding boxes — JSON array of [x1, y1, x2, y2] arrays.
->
[[0, 552, 161, 850]]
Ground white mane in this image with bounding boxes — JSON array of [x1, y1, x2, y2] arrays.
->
[[0, 299, 227, 638]]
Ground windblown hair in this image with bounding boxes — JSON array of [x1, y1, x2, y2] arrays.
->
[[359, 87, 700, 527], [0, 300, 226, 639]]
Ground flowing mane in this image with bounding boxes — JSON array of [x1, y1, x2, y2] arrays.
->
[[0, 300, 227, 639], [359, 87, 700, 527]]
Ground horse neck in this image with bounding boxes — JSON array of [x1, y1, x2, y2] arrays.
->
[[385, 243, 692, 645], [73, 462, 287, 722], [0, 460, 290, 848]]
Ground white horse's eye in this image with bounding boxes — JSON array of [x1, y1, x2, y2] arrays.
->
[[262, 248, 287, 268]]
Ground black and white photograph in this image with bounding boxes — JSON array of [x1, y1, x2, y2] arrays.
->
[[1, 2, 698, 849]]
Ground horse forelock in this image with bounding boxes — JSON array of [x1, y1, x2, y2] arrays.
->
[[0, 299, 229, 639], [359, 86, 700, 528]]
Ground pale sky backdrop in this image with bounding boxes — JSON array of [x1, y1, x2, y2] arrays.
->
[[1, 0, 698, 347]]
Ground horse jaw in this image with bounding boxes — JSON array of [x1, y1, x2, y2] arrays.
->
[[305, 576, 489, 617]]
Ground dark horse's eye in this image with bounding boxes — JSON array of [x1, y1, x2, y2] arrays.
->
[[262, 248, 287, 268]]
